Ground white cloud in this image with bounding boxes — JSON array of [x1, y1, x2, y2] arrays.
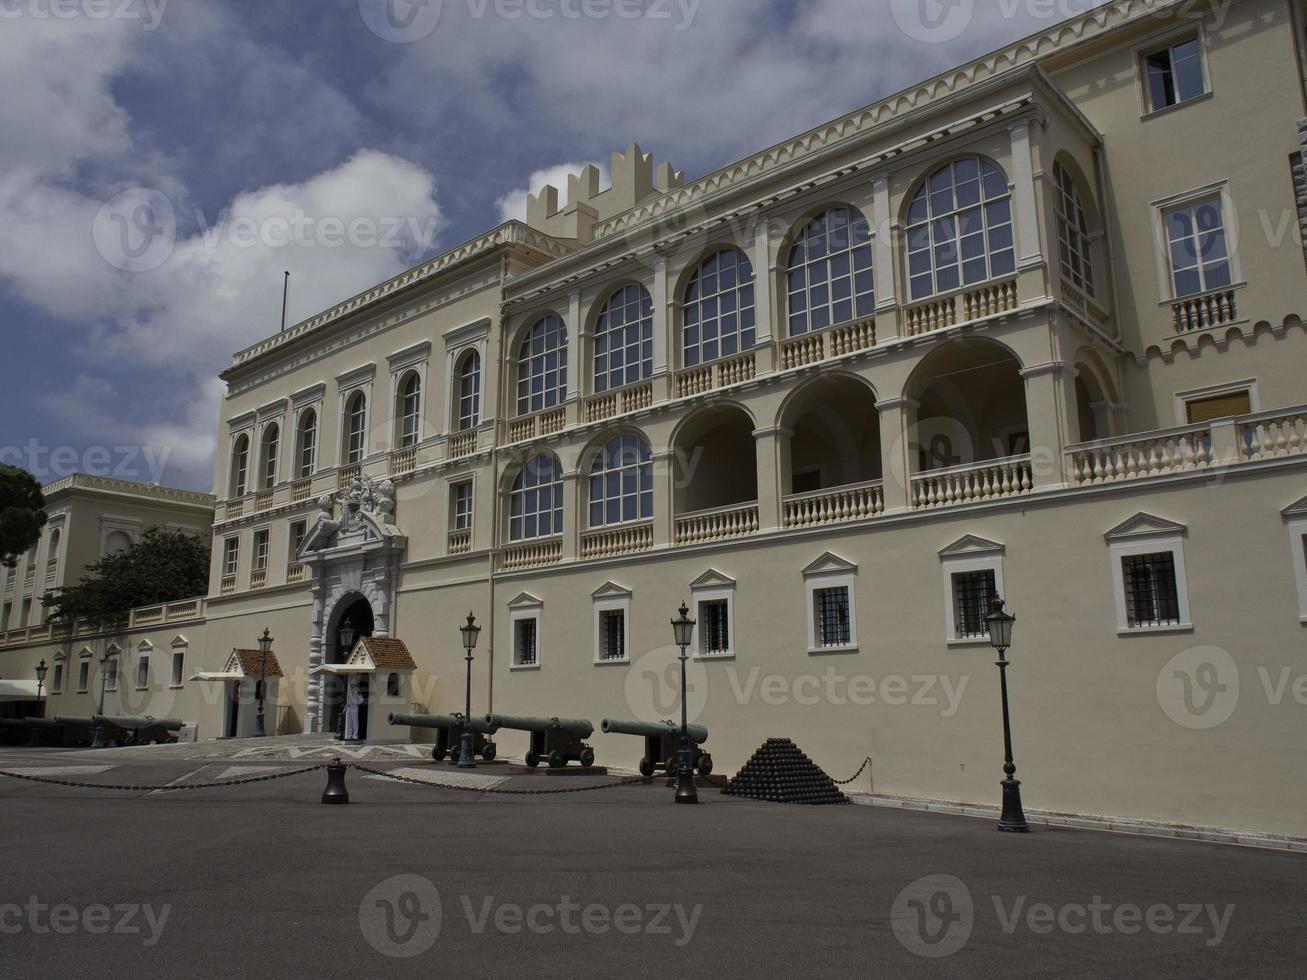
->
[[495, 161, 611, 223]]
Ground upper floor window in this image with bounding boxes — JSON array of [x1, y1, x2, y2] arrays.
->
[[296, 409, 318, 479], [52, 654, 66, 694], [787, 206, 875, 336], [1164, 196, 1231, 298], [223, 537, 240, 577], [397, 372, 422, 449], [1144, 37, 1206, 113], [907, 157, 1014, 301], [1053, 163, 1095, 296], [683, 248, 756, 367], [588, 433, 653, 529], [457, 352, 482, 431], [509, 454, 564, 542], [259, 424, 279, 490], [344, 391, 368, 464], [517, 314, 568, 416], [452, 481, 474, 532], [230, 434, 250, 497], [594, 284, 654, 393]]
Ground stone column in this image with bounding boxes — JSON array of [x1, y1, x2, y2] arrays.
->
[[752, 426, 788, 532], [306, 570, 326, 734], [872, 173, 903, 338], [753, 220, 776, 373], [653, 449, 675, 547], [876, 396, 919, 514], [561, 469, 581, 560], [1020, 362, 1078, 490]]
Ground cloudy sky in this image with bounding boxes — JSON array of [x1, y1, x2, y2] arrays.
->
[[0, 0, 1110, 492]]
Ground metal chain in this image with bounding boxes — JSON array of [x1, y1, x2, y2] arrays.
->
[[0, 764, 326, 792], [348, 763, 649, 796], [831, 757, 872, 786]]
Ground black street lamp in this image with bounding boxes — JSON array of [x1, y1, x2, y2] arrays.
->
[[335, 618, 356, 741], [29, 659, 48, 747], [91, 650, 116, 750], [670, 601, 698, 805], [458, 612, 482, 769], [986, 595, 1028, 833], [254, 629, 273, 738]]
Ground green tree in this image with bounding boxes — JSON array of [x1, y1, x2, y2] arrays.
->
[[0, 465, 47, 569], [42, 527, 211, 627]]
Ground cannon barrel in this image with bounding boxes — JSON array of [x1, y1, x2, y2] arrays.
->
[[388, 712, 498, 735], [52, 716, 98, 728], [21, 717, 63, 728], [93, 715, 185, 732], [484, 714, 595, 738], [601, 718, 708, 745]]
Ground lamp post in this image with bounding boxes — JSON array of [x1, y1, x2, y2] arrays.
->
[[254, 629, 273, 738], [91, 650, 115, 750], [670, 601, 698, 804], [986, 595, 1029, 833], [335, 618, 356, 741], [458, 612, 482, 769], [29, 659, 48, 747]]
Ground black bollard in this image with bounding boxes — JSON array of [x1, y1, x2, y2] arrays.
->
[[322, 758, 350, 805]]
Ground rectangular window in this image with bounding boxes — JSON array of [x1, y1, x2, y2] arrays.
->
[[253, 530, 270, 572], [453, 482, 474, 532], [1164, 196, 1231, 298], [290, 520, 307, 558], [77, 658, 90, 692], [1122, 552, 1182, 628], [514, 617, 538, 668], [598, 609, 626, 662], [1185, 390, 1251, 424], [105, 657, 118, 692], [1, 602, 10, 632], [698, 599, 731, 657], [136, 654, 150, 689], [223, 537, 240, 577], [171, 650, 185, 687], [52, 662, 64, 694], [1144, 37, 1206, 112], [951, 569, 997, 640], [813, 586, 852, 649]]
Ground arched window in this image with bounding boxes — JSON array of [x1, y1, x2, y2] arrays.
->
[[46, 528, 61, 577], [457, 352, 481, 431], [1053, 162, 1095, 296], [509, 454, 564, 541], [516, 315, 568, 416], [397, 373, 421, 449], [296, 409, 318, 479], [594, 284, 653, 393], [386, 672, 400, 697], [259, 424, 279, 490], [588, 434, 653, 528], [906, 157, 1014, 301], [344, 391, 367, 464], [230, 434, 250, 497], [104, 530, 132, 556], [787, 207, 875, 335], [682, 249, 755, 367]]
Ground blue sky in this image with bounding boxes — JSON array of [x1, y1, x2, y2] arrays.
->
[[0, 0, 1109, 492]]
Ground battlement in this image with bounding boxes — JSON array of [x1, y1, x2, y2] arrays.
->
[[525, 144, 684, 242]]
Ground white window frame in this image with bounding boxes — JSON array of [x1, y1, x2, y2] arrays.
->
[[689, 569, 736, 660], [223, 537, 240, 578], [592, 584, 632, 666], [170, 638, 188, 689], [451, 480, 475, 532], [1136, 27, 1211, 119], [1106, 516, 1193, 635], [252, 528, 271, 573], [1150, 181, 1243, 306], [258, 421, 281, 490], [802, 554, 858, 655], [104, 648, 121, 692], [51, 653, 66, 694], [939, 538, 1006, 647], [1284, 498, 1307, 624], [509, 594, 543, 671], [135, 641, 152, 690], [1172, 379, 1260, 427], [77, 651, 91, 692]]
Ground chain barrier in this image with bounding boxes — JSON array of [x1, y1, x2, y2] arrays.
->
[[832, 757, 872, 786], [348, 763, 650, 796], [0, 764, 327, 792]]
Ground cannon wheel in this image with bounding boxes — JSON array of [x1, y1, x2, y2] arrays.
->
[[547, 750, 567, 770], [524, 751, 540, 768], [431, 747, 448, 762], [579, 747, 595, 768], [481, 741, 497, 762], [696, 753, 714, 777], [638, 757, 654, 779], [448, 744, 461, 765]]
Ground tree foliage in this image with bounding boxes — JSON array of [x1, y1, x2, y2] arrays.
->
[[0, 465, 47, 569], [42, 527, 211, 627]]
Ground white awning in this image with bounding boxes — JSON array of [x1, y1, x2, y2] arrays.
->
[[189, 671, 244, 682], [311, 664, 376, 676], [0, 679, 41, 702]]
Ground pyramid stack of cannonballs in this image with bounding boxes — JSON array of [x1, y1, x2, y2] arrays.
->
[[722, 738, 850, 805]]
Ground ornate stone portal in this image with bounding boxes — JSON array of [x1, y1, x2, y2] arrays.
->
[[297, 475, 408, 733]]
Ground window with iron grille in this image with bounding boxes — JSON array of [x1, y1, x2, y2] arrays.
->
[[698, 599, 730, 656], [952, 569, 997, 639], [598, 609, 626, 661], [1122, 552, 1181, 627], [813, 586, 852, 648], [453, 481, 474, 531], [514, 617, 538, 667]]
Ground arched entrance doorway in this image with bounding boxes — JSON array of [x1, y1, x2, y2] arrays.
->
[[324, 595, 374, 740]]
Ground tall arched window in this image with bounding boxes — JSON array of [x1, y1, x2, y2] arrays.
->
[[230, 434, 250, 497], [397, 373, 421, 449], [457, 352, 481, 431], [296, 409, 318, 479], [516, 315, 568, 416], [1053, 162, 1095, 296], [46, 528, 61, 577], [259, 424, 279, 490], [787, 207, 875, 335], [509, 454, 564, 541], [344, 391, 368, 464], [594, 284, 653, 393], [683, 249, 755, 367], [906, 157, 1014, 301], [588, 434, 653, 528]]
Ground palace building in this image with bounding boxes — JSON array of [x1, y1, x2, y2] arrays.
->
[[4, 0, 1307, 837]]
